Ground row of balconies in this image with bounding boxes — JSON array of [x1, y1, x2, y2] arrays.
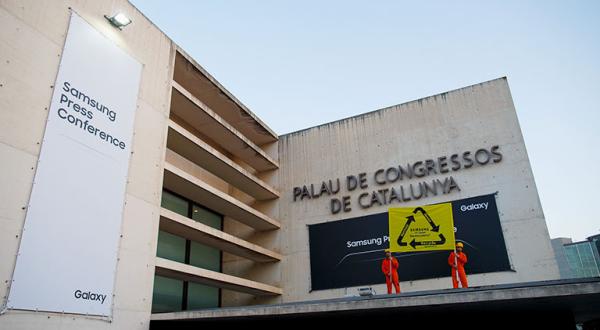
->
[[154, 50, 282, 301]]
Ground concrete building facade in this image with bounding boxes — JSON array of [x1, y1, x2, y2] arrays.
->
[[278, 77, 559, 301], [0, 0, 560, 329]]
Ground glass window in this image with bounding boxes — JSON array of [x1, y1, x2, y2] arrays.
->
[[192, 205, 222, 229], [190, 205, 222, 272], [189, 241, 221, 272], [577, 244, 600, 277], [153, 191, 223, 311], [564, 245, 583, 278], [187, 282, 219, 310], [157, 231, 186, 263], [158, 190, 190, 263], [189, 205, 221, 307], [563, 243, 600, 278], [161, 191, 189, 216], [152, 275, 183, 313]]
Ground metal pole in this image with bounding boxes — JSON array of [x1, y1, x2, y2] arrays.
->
[[389, 256, 392, 293], [454, 246, 459, 288]]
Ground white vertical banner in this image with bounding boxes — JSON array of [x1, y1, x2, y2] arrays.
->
[[7, 12, 142, 317]]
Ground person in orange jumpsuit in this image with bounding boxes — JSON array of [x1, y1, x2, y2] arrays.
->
[[448, 242, 468, 288], [381, 249, 400, 294]]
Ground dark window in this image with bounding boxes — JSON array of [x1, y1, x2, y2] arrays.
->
[[152, 190, 223, 313]]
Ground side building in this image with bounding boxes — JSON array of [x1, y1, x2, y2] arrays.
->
[[552, 235, 600, 279]]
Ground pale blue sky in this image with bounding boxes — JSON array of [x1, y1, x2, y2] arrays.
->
[[130, 0, 600, 241]]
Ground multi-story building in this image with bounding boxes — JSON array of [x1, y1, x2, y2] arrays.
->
[[3, 1, 591, 329]]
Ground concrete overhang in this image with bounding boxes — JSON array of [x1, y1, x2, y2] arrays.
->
[[155, 257, 282, 297], [170, 80, 278, 172], [163, 162, 280, 231], [159, 207, 282, 263], [150, 278, 600, 326], [167, 119, 279, 200], [173, 50, 278, 146]]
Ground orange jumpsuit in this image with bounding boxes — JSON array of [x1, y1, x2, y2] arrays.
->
[[448, 251, 468, 288], [381, 257, 400, 294]]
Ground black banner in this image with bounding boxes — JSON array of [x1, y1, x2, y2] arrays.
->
[[308, 193, 511, 291]]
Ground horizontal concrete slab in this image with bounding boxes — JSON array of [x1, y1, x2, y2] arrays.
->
[[159, 207, 282, 263], [173, 50, 278, 146], [167, 120, 279, 200], [163, 162, 280, 231], [170, 80, 278, 172], [151, 278, 600, 324], [154, 257, 282, 296]]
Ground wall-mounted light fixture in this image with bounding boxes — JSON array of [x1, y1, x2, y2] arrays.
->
[[104, 13, 132, 30]]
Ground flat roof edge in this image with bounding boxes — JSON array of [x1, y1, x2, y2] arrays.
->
[[150, 277, 600, 321]]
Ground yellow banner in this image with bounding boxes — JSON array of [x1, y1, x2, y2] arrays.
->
[[389, 203, 455, 253]]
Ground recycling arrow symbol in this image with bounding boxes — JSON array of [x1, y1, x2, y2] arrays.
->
[[409, 234, 446, 249], [413, 207, 440, 232], [396, 215, 414, 246], [396, 207, 444, 249]]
